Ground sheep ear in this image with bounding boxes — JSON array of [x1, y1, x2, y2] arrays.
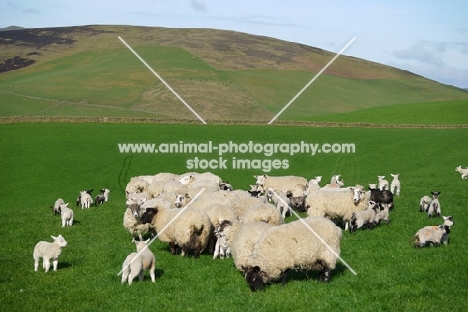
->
[[51, 235, 57, 240]]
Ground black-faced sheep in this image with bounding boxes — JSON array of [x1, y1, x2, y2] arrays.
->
[[33, 234, 68, 272], [242, 216, 342, 291], [348, 201, 379, 233]]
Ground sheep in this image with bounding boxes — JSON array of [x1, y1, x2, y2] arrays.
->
[[213, 222, 231, 260], [390, 174, 400, 196], [374, 202, 391, 226], [419, 195, 432, 212], [455, 165, 468, 179], [254, 174, 307, 197], [306, 185, 369, 230], [265, 189, 291, 219], [241, 202, 284, 226], [123, 203, 154, 241], [247, 184, 263, 198], [79, 190, 93, 209], [242, 216, 342, 291], [307, 176, 322, 191], [219, 181, 233, 191], [377, 176, 389, 191], [369, 188, 394, 211], [179, 175, 195, 185], [140, 206, 212, 258], [50, 198, 65, 215], [121, 238, 156, 285], [95, 188, 110, 205], [232, 195, 268, 218], [368, 183, 378, 190], [411, 216, 454, 248], [59, 203, 74, 227], [323, 175, 345, 188], [427, 191, 441, 218], [33, 234, 68, 272], [125, 177, 149, 198], [216, 219, 274, 271], [289, 194, 308, 213], [202, 203, 239, 254], [348, 201, 379, 233], [76, 189, 93, 207]]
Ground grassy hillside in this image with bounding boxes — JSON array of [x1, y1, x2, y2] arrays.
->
[[0, 25, 467, 122]]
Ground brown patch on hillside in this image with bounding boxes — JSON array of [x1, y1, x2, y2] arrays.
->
[[0, 56, 35, 73]]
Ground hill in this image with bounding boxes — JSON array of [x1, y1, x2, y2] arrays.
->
[[0, 25, 467, 122]]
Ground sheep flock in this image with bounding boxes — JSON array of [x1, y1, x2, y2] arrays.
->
[[35, 167, 462, 291]]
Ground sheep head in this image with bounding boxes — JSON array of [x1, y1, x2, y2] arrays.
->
[[140, 207, 158, 224], [51, 235, 67, 248], [243, 265, 267, 291]]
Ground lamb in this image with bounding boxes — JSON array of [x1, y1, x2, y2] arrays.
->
[[95, 188, 110, 205], [59, 203, 74, 227], [213, 222, 231, 259], [266, 189, 291, 219], [348, 201, 379, 233], [306, 185, 369, 230], [377, 176, 389, 191], [33, 234, 68, 272], [247, 184, 263, 197], [242, 216, 342, 291], [369, 188, 394, 211], [254, 174, 307, 197], [324, 175, 344, 188], [411, 216, 454, 248], [215, 220, 274, 271], [455, 165, 468, 179], [419, 195, 432, 212], [50, 198, 65, 215], [390, 174, 401, 196], [76, 189, 93, 207], [140, 206, 212, 258], [79, 190, 93, 209], [427, 191, 441, 218], [374, 202, 390, 226], [179, 175, 195, 185], [307, 176, 322, 191], [121, 238, 156, 285]]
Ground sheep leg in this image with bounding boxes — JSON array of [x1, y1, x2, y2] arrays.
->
[[44, 258, 51, 272], [319, 267, 331, 283], [52, 259, 58, 271], [169, 242, 179, 255], [138, 270, 144, 282], [149, 263, 156, 282], [34, 258, 39, 272], [281, 269, 290, 287]]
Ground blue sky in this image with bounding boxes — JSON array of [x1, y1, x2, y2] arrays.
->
[[2, 0, 468, 88]]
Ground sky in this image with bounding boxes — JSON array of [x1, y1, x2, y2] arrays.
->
[[1, 0, 468, 89]]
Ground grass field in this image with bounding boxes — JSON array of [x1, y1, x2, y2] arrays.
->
[[1, 122, 467, 311]]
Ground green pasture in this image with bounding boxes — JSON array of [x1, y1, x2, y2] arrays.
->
[[0, 123, 467, 311]]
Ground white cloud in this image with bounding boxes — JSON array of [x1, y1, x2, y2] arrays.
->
[[190, 0, 207, 13]]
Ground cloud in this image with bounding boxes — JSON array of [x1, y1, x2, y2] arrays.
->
[[393, 42, 444, 67], [22, 8, 40, 14], [190, 0, 207, 13]]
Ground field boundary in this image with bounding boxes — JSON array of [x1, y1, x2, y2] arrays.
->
[[1, 116, 468, 129]]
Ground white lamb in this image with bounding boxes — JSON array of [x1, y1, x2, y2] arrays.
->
[[419, 195, 432, 212], [265, 189, 291, 219], [254, 174, 307, 197], [323, 175, 344, 188], [348, 201, 379, 233], [33, 234, 68, 272], [213, 222, 231, 260], [411, 216, 454, 247], [307, 176, 322, 191], [374, 203, 390, 226], [121, 238, 156, 285], [80, 190, 93, 209], [242, 216, 342, 291], [59, 203, 74, 227], [377, 175, 389, 191], [140, 206, 212, 258], [455, 165, 468, 179], [50, 198, 65, 215], [390, 174, 401, 196], [306, 185, 369, 230]]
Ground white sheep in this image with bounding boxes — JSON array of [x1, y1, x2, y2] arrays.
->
[[390, 174, 400, 196], [427, 191, 441, 218], [419, 195, 432, 212], [231, 195, 267, 218], [306, 185, 369, 230], [121, 238, 156, 285], [59, 203, 74, 227], [33, 234, 68, 272], [80, 190, 93, 209], [50, 198, 65, 215], [241, 202, 284, 226], [348, 201, 379, 233], [377, 175, 389, 191], [411, 216, 454, 247], [216, 220, 274, 271], [140, 206, 212, 258], [455, 165, 468, 179], [125, 177, 149, 198], [254, 174, 307, 197], [323, 175, 344, 188], [242, 216, 342, 290], [307, 176, 322, 191], [123, 204, 154, 240], [265, 189, 291, 219]]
